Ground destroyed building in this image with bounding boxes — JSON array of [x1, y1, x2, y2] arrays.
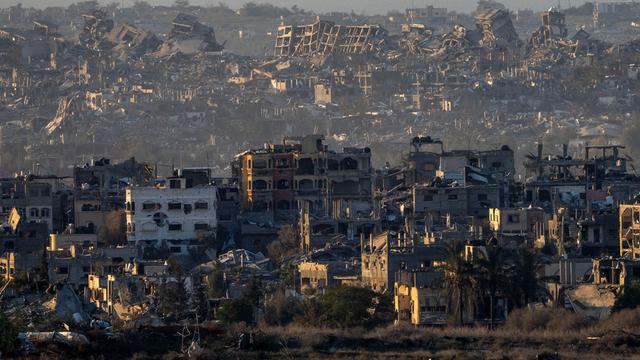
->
[[154, 13, 224, 57], [73, 158, 151, 235], [274, 20, 387, 57], [489, 206, 545, 246], [361, 230, 444, 293], [473, 8, 522, 49], [298, 260, 358, 291], [394, 268, 447, 326], [1, 1, 640, 349], [399, 137, 515, 187], [106, 23, 162, 59], [234, 135, 373, 218], [125, 170, 217, 256], [0, 208, 49, 278], [528, 9, 579, 60], [79, 10, 114, 49]]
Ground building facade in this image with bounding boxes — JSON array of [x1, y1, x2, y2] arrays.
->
[[125, 176, 217, 255]]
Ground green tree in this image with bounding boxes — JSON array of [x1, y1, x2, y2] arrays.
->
[[264, 291, 300, 326], [612, 280, 640, 312], [316, 286, 391, 329], [267, 225, 299, 265], [297, 297, 323, 327], [0, 313, 18, 354], [511, 248, 539, 307], [206, 267, 226, 299], [243, 275, 264, 308], [156, 281, 188, 318], [98, 210, 127, 246], [217, 298, 254, 324], [476, 244, 508, 330], [189, 274, 210, 319], [166, 257, 184, 279], [440, 241, 477, 326]]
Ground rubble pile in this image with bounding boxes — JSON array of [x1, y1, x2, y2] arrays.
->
[[154, 13, 224, 58], [473, 8, 522, 49], [106, 23, 162, 59]]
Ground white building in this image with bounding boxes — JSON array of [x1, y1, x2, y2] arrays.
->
[[125, 176, 217, 255]]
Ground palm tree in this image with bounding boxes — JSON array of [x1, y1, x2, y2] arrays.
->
[[439, 241, 477, 326], [511, 248, 539, 307], [476, 244, 508, 330]]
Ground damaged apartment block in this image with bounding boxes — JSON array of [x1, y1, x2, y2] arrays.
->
[[233, 135, 375, 251], [275, 19, 387, 57], [473, 8, 522, 49]]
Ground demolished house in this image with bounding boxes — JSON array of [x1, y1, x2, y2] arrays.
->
[[154, 13, 224, 57], [274, 19, 387, 57], [106, 23, 162, 59], [528, 9, 579, 61], [473, 8, 522, 49], [79, 10, 114, 49]]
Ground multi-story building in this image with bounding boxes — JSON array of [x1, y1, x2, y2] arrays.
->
[[233, 135, 373, 220], [401, 137, 514, 188], [73, 157, 152, 235], [125, 173, 217, 255], [0, 209, 49, 278], [413, 182, 502, 219], [620, 203, 640, 259], [47, 244, 137, 289], [394, 268, 447, 326], [361, 231, 444, 293], [489, 206, 545, 246], [0, 174, 65, 233], [578, 210, 620, 257], [233, 135, 375, 250]]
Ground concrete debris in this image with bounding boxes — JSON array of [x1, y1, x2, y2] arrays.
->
[[107, 23, 162, 59], [473, 8, 522, 49], [19, 331, 90, 348], [565, 284, 616, 320], [154, 13, 224, 57], [52, 285, 90, 324], [218, 249, 269, 270]]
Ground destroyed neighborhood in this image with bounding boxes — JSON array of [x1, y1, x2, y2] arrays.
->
[[2, 0, 640, 358]]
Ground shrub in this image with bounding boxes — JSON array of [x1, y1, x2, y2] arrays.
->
[[296, 297, 323, 327], [0, 313, 18, 354], [599, 307, 640, 332], [503, 307, 592, 333], [264, 292, 300, 326], [612, 280, 640, 313], [295, 286, 393, 329], [217, 298, 254, 324], [156, 281, 187, 318], [267, 225, 299, 265]]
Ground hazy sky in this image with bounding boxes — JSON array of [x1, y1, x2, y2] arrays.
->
[[5, 1, 590, 14]]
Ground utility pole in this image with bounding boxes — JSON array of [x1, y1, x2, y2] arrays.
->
[[593, 0, 600, 30]]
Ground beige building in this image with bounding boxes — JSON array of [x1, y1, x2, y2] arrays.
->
[[299, 261, 357, 291], [361, 231, 444, 293], [394, 269, 447, 326], [620, 204, 640, 259]]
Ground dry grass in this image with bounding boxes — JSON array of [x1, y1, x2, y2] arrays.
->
[[247, 308, 640, 358]]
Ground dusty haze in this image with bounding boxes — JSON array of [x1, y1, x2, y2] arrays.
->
[[6, 0, 590, 14]]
